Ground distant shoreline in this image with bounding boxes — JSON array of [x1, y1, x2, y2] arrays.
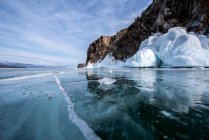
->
[[0, 66, 25, 68]]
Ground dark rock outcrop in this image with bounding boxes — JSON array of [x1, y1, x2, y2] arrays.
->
[[77, 63, 86, 68], [86, 0, 209, 64]]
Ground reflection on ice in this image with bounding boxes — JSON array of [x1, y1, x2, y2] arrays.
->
[[85, 69, 209, 114], [83, 68, 209, 139]]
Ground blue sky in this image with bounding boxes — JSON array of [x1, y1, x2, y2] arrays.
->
[[0, 0, 151, 67]]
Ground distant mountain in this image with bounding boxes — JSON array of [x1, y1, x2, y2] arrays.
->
[[86, 0, 209, 65], [0, 62, 61, 68]]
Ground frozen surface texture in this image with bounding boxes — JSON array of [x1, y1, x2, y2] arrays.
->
[[0, 68, 209, 140]]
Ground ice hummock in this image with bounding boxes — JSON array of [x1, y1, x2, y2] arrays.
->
[[86, 27, 209, 68]]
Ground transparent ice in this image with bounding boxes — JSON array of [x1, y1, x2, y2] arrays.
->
[[0, 68, 209, 140]]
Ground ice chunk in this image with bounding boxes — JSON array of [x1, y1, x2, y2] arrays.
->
[[125, 48, 159, 67], [129, 27, 209, 67], [98, 77, 116, 85], [158, 34, 207, 66]]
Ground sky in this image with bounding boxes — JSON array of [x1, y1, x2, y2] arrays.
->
[[0, 0, 151, 67]]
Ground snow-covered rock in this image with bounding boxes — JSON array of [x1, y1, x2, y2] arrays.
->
[[87, 27, 209, 68]]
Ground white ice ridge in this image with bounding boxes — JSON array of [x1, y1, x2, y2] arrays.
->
[[54, 75, 101, 140], [98, 77, 116, 85], [86, 27, 209, 68], [0, 73, 53, 83]]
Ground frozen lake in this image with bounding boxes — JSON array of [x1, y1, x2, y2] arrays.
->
[[0, 68, 209, 140]]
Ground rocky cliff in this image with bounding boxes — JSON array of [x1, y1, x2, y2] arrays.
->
[[86, 0, 209, 65]]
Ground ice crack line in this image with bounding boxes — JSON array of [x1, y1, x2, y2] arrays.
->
[[54, 75, 101, 140]]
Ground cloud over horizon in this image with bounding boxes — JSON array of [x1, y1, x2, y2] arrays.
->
[[0, 0, 151, 67]]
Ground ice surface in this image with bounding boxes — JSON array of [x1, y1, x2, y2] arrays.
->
[[1, 68, 209, 140], [86, 27, 209, 68], [0, 73, 53, 82], [0, 73, 86, 140], [54, 75, 101, 140], [98, 77, 116, 85], [0, 68, 68, 80]]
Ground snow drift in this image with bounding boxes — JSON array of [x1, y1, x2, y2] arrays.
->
[[86, 27, 209, 68]]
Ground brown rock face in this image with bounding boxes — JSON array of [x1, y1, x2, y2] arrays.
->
[[86, 0, 209, 64], [86, 36, 111, 64]]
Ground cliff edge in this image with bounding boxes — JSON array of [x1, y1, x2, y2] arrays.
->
[[86, 0, 209, 65]]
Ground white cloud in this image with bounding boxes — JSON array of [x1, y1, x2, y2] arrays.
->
[[0, 0, 151, 67]]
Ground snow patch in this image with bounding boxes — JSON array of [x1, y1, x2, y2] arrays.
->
[[98, 77, 116, 85]]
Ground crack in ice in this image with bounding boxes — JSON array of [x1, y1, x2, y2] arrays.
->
[[54, 75, 101, 140]]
